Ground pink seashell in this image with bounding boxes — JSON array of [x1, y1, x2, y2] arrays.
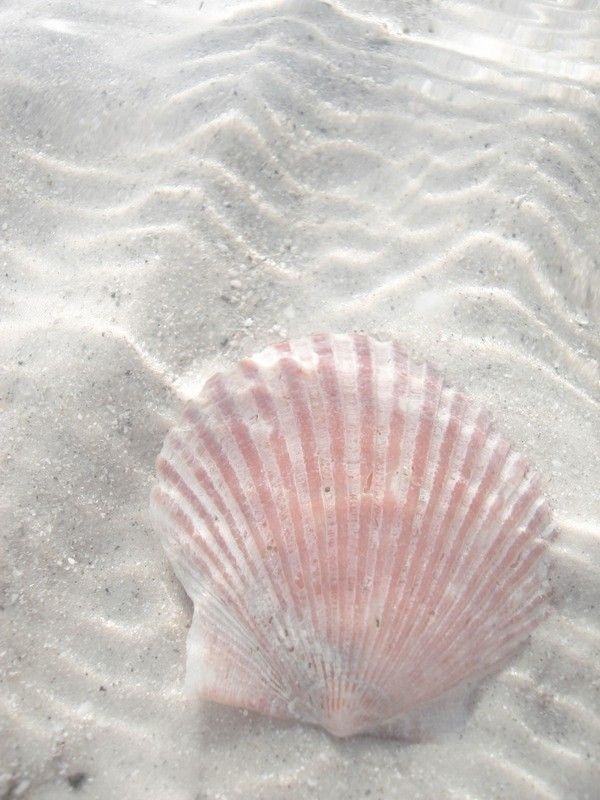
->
[[150, 333, 554, 738]]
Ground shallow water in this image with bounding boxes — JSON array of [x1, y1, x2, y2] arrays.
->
[[1, 1, 598, 798]]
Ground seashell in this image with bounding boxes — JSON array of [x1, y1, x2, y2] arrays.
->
[[150, 333, 554, 738]]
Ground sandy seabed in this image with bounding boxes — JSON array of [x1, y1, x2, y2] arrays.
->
[[1, 1, 599, 798]]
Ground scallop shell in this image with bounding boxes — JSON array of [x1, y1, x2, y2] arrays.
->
[[150, 333, 554, 738]]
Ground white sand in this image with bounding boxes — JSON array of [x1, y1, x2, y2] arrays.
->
[[1, 1, 599, 797]]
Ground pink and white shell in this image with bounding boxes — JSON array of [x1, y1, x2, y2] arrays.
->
[[150, 333, 554, 738]]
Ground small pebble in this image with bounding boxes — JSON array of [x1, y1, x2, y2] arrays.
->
[[67, 772, 87, 789]]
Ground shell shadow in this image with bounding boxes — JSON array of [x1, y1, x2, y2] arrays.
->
[[195, 677, 484, 748], [195, 700, 306, 748]]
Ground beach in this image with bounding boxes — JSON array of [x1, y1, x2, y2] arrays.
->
[[1, 1, 599, 797]]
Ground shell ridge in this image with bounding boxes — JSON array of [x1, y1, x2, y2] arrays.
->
[[344, 334, 379, 721], [253, 343, 324, 647], [157, 449, 255, 602], [364, 358, 437, 691], [322, 334, 366, 725], [447, 570, 546, 676], [401, 469, 549, 690], [331, 333, 384, 728], [378, 364, 446, 674], [371, 371, 458, 685], [152, 496, 286, 700], [376, 384, 464, 692], [367, 354, 412, 634], [383, 412, 501, 677], [162, 424, 316, 694], [308, 334, 347, 721], [240, 354, 326, 699], [190, 601, 284, 703], [367, 395, 487, 692], [388, 431, 518, 684], [438, 430, 508, 583], [433, 498, 550, 665], [183, 403, 279, 600], [347, 334, 378, 694], [385, 429, 509, 681], [352, 338, 398, 701], [441, 475, 547, 643], [274, 342, 335, 706], [242, 356, 323, 657], [355, 341, 410, 694], [311, 333, 352, 722], [335, 335, 364, 683], [390, 405, 491, 646], [185, 609, 290, 715], [388, 389, 468, 644], [336, 332, 368, 720], [165, 428, 260, 584], [152, 486, 248, 625], [289, 338, 334, 646], [355, 357, 445, 699], [211, 365, 331, 709], [184, 389, 315, 702], [476, 587, 547, 661], [408, 385, 457, 554], [151, 485, 292, 703], [318, 332, 362, 723], [153, 481, 261, 645], [425, 590, 546, 700], [444, 485, 549, 645], [287, 336, 346, 719]]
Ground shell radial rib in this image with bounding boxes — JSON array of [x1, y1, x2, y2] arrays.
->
[[150, 333, 554, 738]]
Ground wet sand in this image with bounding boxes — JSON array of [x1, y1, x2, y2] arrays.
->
[[1, 1, 599, 798]]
